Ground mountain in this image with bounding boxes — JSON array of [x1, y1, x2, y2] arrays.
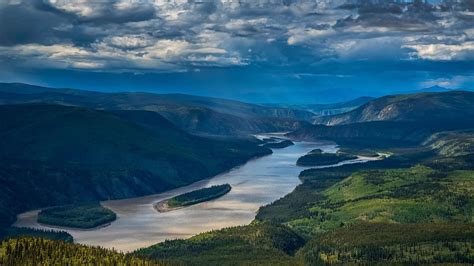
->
[[313, 91, 474, 126], [290, 91, 474, 147], [419, 85, 452, 93], [0, 83, 313, 136], [264, 96, 374, 118], [0, 104, 271, 226], [305, 96, 374, 117]]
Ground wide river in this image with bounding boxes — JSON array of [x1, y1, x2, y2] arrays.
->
[[14, 138, 374, 252]]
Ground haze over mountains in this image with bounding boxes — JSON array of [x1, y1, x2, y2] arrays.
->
[[0, 83, 313, 136]]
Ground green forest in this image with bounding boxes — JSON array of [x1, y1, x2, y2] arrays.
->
[[167, 184, 232, 208], [0, 237, 168, 265], [134, 131, 474, 265], [37, 203, 116, 229], [0, 227, 72, 243], [296, 149, 358, 166], [262, 140, 295, 149]]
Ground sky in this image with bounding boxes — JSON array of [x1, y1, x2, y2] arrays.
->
[[0, 0, 473, 103]]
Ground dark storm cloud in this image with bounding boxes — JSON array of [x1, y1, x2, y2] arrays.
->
[[0, 0, 69, 46], [0, 0, 473, 94]]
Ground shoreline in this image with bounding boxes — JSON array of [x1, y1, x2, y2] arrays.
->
[[153, 200, 185, 213], [13, 146, 272, 229], [11, 140, 344, 252], [154, 185, 232, 213]]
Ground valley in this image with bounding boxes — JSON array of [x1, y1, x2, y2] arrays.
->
[[0, 84, 473, 265], [14, 139, 367, 251], [3, 1, 474, 264]]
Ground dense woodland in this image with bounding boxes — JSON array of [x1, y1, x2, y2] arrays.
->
[[135, 223, 306, 265], [0, 104, 271, 227], [0, 237, 167, 265], [0, 227, 72, 243], [137, 130, 474, 265], [37, 203, 116, 229], [296, 149, 357, 166], [167, 184, 232, 208], [262, 140, 295, 149]]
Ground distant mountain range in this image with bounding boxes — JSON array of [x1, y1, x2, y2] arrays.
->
[[305, 96, 375, 117], [0, 103, 271, 226], [0, 83, 314, 136], [290, 91, 474, 147], [263, 96, 374, 120]]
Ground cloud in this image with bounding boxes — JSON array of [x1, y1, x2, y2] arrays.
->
[[0, 0, 474, 74], [404, 41, 474, 60], [44, 0, 156, 23], [420, 75, 474, 89]]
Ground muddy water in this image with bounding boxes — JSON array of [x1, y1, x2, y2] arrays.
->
[[14, 140, 373, 252]]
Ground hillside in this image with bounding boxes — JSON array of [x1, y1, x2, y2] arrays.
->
[[0, 83, 312, 136], [290, 91, 474, 147], [306, 96, 374, 117], [135, 224, 305, 265], [132, 131, 474, 265], [314, 91, 474, 126], [0, 237, 167, 265], [288, 121, 441, 147], [263, 96, 373, 118], [0, 104, 271, 226], [137, 141, 474, 264]]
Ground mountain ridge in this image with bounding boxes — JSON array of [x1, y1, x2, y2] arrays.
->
[[313, 91, 474, 126], [0, 83, 313, 136], [0, 103, 271, 226]]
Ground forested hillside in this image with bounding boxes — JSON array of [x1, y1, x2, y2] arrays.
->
[[1, 89, 473, 265], [0, 83, 312, 136], [0, 104, 271, 226], [0, 237, 167, 265], [137, 130, 474, 265]]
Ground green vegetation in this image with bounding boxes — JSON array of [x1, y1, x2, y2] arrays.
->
[[296, 149, 357, 166], [0, 227, 72, 243], [0, 104, 271, 227], [262, 140, 294, 149], [255, 144, 474, 264], [260, 164, 473, 236], [1, 88, 473, 265], [299, 223, 474, 264], [425, 130, 474, 156], [37, 203, 116, 229], [167, 184, 232, 208], [338, 147, 380, 157], [135, 223, 305, 265], [0, 237, 167, 265], [139, 143, 474, 265]]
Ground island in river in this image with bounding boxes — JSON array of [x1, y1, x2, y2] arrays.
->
[[155, 184, 232, 212], [296, 149, 358, 166], [37, 203, 116, 229], [14, 139, 380, 252]]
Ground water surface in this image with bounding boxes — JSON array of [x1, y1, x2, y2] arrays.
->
[[14, 140, 373, 252]]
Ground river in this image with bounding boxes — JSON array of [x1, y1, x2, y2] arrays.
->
[[14, 139, 376, 252]]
